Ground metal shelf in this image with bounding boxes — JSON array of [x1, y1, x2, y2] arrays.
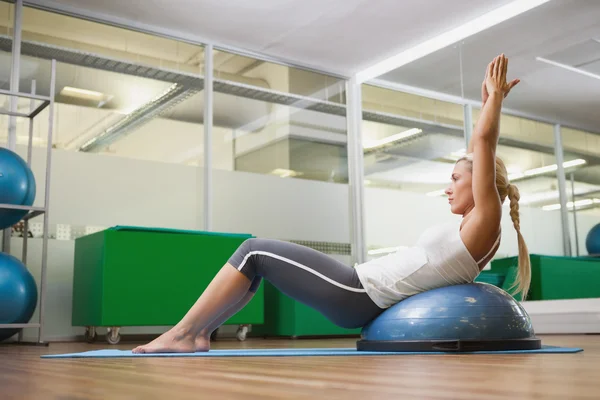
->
[[0, 204, 46, 211], [0, 204, 46, 222], [0, 88, 51, 119], [0, 55, 56, 345], [0, 323, 41, 329]]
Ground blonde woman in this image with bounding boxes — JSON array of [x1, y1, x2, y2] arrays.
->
[[132, 54, 530, 354]]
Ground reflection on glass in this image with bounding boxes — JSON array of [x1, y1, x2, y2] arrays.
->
[[21, 6, 204, 74], [213, 51, 346, 103], [560, 127, 600, 256], [211, 50, 348, 182], [0, 2, 207, 166], [363, 85, 464, 126], [361, 84, 466, 259]]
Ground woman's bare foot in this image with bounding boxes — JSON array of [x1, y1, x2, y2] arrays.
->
[[195, 334, 211, 352], [132, 328, 195, 354]]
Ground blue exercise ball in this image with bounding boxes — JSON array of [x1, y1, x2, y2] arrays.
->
[[0, 253, 38, 342], [357, 282, 541, 352], [586, 223, 600, 256], [0, 147, 36, 230]]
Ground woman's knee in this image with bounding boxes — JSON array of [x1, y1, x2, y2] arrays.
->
[[243, 238, 272, 252], [233, 238, 263, 259]]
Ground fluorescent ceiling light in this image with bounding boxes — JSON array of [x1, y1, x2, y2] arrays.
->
[[443, 148, 468, 161], [542, 198, 600, 211], [60, 86, 106, 101], [426, 189, 447, 197], [520, 191, 565, 205], [363, 128, 422, 150], [356, 0, 552, 83], [520, 187, 599, 205], [508, 159, 587, 181], [536, 57, 600, 81], [368, 246, 401, 256], [427, 159, 587, 197], [451, 148, 467, 158], [270, 168, 302, 178]]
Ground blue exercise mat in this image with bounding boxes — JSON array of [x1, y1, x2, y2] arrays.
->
[[42, 345, 582, 359]]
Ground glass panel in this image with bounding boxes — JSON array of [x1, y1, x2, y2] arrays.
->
[[562, 127, 600, 256], [213, 50, 346, 103], [21, 7, 204, 74], [211, 49, 348, 183], [361, 83, 465, 260], [362, 84, 464, 126], [471, 111, 566, 258], [210, 48, 351, 263], [5, 6, 207, 166], [0, 1, 14, 91], [0, 5, 211, 341]]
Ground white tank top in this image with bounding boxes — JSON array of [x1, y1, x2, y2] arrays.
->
[[355, 220, 497, 309]]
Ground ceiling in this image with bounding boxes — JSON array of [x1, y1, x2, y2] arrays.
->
[[377, 0, 600, 134], [25, 0, 515, 77]]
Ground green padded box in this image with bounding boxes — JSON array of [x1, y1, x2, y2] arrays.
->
[[474, 271, 506, 287], [72, 226, 264, 328], [250, 281, 362, 338], [490, 254, 600, 301]]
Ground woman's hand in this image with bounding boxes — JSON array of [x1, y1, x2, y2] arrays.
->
[[481, 54, 520, 105]]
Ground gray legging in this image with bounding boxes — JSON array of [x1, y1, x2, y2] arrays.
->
[[227, 238, 384, 329]]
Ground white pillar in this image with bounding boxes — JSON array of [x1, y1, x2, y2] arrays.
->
[[346, 76, 366, 265], [463, 104, 473, 149], [8, 0, 23, 150], [203, 44, 213, 231], [553, 124, 572, 256]]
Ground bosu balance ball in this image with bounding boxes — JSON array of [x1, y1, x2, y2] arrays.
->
[[586, 223, 600, 256], [0, 253, 38, 342], [357, 282, 541, 352], [0, 147, 36, 230]]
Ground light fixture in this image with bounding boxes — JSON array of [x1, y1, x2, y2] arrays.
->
[[443, 148, 467, 161], [270, 168, 303, 178], [368, 246, 401, 256], [60, 86, 106, 101], [521, 187, 599, 205], [536, 57, 600, 81], [542, 198, 600, 211], [451, 148, 467, 157], [426, 189, 447, 197], [426, 159, 587, 198], [520, 191, 567, 205], [355, 0, 552, 83], [508, 159, 587, 181], [363, 128, 422, 150]]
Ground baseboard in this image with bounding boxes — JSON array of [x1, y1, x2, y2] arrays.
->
[[523, 298, 600, 334]]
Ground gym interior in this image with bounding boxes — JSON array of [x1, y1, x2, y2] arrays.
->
[[1, 0, 600, 399]]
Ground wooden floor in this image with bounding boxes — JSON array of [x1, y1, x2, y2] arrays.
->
[[1, 334, 598, 400]]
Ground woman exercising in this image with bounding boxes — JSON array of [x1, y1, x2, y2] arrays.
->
[[132, 54, 530, 354]]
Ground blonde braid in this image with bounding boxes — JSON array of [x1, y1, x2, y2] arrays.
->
[[507, 184, 531, 300]]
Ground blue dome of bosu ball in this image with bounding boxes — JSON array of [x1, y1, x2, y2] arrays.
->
[[357, 282, 541, 352]]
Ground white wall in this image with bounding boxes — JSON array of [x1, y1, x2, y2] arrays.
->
[[213, 168, 350, 243]]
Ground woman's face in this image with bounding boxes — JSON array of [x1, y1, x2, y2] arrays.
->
[[445, 160, 474, 215]]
